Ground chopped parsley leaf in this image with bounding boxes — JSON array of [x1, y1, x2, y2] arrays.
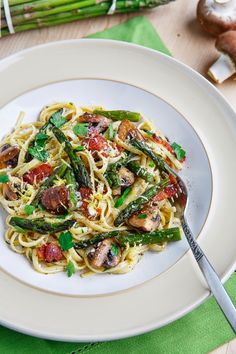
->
[[0, 174, 9, 183], [66, 261, 75, 277], [107, 124, 116, 140], [28, 146, 48, 162], [50, 111, 67, 128], [59, 231, 74, 251], [74, 145, 85, 152], [111, 243, 119, 257], [149, 161, 155, 168], [73, 123, 89, 137], [171, 142, 186, 161], [138, 213, 147, 219], [24, 205, 35, 215]]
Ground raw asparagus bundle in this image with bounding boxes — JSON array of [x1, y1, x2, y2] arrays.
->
[[0, 0, 174, 37]]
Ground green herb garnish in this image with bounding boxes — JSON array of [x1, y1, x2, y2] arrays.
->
[[107, 124, 116, 140], [171, 142, 186, 161], [115, 187, 131, 208], [28, 146, 48, 162], [35, 133, 49, 147], [145, 131, 154, 136], [138, 213, 147, 219], [24, 205, 35, 215], [149, 161, 155, 168], [0, 174, 9, 183], [73, 123, 88, 137], [66, 260, 75, 277], [111, 243, 119, 256], [74, 145, 85, 152], [50, 111, 67, 128], [59, 231, 74, 251]]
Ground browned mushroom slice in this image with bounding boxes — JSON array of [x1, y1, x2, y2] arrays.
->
[[87, 238, 121, 269], [2, 183, 18, 201], [117, 120, 144, 142], [112, 187, 122, 196], [41, 186, 69, 214], [208, 31, 236, 83], [78, 112, 111, 133], [129, 205, 161, 232], [0, 144, 20, 169], [118, 167, 135, 187]]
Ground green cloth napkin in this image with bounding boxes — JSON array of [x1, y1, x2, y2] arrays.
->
[[0, 15, 235, 354]]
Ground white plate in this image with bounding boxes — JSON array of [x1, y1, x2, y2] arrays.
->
[[0, 39, 235, 341]]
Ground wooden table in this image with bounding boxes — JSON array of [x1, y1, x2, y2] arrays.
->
[[0, 1, 235, 352], [0, 0, 235, 110]]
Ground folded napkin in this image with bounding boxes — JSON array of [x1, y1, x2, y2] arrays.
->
[[0, 15, 235, 354]]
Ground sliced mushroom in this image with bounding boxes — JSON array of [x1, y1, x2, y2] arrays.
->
[[118, 120, 144, 142], [118, 167, 135, 187], [197, 0, 236, 36], [87, 238, 121, 269], [0, 144, 20, 169], [41, 185, 69, 214], [112, 187, 122, 196], [129, 205, 161, 232], [208, 30, 236, 83], [79, 112, 111, 133], [2, 183, 18, 201]]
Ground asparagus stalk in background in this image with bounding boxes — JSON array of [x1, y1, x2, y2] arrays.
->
[[93, 110, 141, 122], [127, 161, 154, 183], [74, 227, 181, 249], [9, 217, 76, 234], [31, 163, 67, 206], [52, 127, 92, 188], [114, 178, 169, 226], [64, 167, 78, 209], [1, 0, 175, 35], [131, 138, 174, 175], [1, 0, 86, 17]]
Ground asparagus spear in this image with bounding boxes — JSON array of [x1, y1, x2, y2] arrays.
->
[[117, 227, 181, 246], [74, 227, 181, 249], [131, 138, 174, 175], [127, 161, 154, 183], [9, 216, 75, 234], [1, 0, 91, 17], [114, 179, 169, 226], [52, 126, 91, 188], [64, 167, 78, 209], [93, 110, 141, 122], [31, 163, 67, 206], [74, 230, 120, 249], [1, 0, 174, 35]]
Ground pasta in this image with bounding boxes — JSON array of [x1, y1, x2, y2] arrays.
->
[[0, 103, 186, 278]]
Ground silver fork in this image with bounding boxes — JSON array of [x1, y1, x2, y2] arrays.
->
[[172, 173, 236, 333]]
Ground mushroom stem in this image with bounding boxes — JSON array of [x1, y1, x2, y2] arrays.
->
[[208, 53, 236, 83]]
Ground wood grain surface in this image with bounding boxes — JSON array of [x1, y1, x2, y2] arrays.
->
[[0, 1, 235, 352]]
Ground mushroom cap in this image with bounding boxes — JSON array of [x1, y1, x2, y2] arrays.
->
[[197, 0, 236, 36], [216, 30, 236, 62]]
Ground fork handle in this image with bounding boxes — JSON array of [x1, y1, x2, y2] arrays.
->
[[181, 217, 236, 333]]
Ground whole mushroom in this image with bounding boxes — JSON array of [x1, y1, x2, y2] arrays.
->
[[197, 0, 236, 36], [208, 30, 236, 82]]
